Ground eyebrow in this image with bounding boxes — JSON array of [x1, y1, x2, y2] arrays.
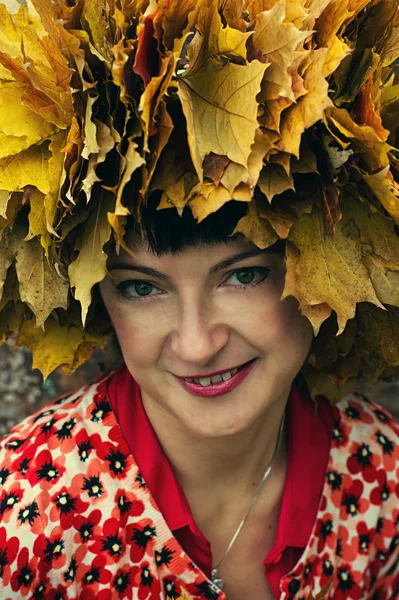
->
[[107, 248, 270, 280]]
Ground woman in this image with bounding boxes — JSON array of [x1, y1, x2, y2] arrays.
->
[[0, 0, 398, 598]]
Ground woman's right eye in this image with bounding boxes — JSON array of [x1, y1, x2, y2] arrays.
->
[[116, 280, 162, 301]]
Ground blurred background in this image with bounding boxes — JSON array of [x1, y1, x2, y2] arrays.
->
[[0, 340, 397, 437]]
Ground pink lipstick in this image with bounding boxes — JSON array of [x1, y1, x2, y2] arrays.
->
[[173, 358, 259, 398]]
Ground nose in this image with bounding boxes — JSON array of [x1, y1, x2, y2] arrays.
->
[[169, 293, 229, 366]]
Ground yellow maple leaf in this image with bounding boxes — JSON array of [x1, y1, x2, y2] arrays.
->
[[15, 313, 103, 380], [0, 143, 50, 194], [279, 48, 333, 157], [252, 0, 310, 102], [68, 192, 114, 327], [178, 2, 267, 180], [285, 205, 385, 335], [0, 82, 57, 159]]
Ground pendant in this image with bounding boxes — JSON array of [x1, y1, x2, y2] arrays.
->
[[211, 568, 224, 591]]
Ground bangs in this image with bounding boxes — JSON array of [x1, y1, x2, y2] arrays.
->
[[126, 195, 250, 256]]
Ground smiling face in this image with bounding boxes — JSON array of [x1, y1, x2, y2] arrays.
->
[[99, 235, 314, 438]]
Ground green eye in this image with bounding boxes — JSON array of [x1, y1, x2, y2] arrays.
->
[[234, 270, 257, 285], [117, 281, 158, 298], [227, 267, 270, 287]]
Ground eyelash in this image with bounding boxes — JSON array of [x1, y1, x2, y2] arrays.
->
[[115, 267, 271, 303]]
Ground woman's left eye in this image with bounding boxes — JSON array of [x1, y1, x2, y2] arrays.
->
[[224, 267, 270, 288]]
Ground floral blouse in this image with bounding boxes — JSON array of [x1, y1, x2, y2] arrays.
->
[[0, 371, 398, 599]]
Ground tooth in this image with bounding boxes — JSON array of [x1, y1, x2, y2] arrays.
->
[[185, 378, 195, 382], [221, 371, 232, 381], [198, 377, 211, 386], [231, 368, 238, 375], [210, 374, 223, 384]]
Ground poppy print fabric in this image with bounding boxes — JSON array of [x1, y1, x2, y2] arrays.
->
[[0, 372, 398, 599]]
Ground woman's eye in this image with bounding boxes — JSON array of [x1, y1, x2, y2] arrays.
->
[[225, 267, 270, 287], [117, 281, 160, 299]]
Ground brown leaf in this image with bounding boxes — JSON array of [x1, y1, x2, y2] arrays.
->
[[203, 153, 230, 185], [354, 78, 389, 142]]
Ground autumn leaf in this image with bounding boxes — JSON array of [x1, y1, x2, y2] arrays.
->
[[178, 3, 267, 179], [0, 142, 50, 193], [25, 187, 51, 253], [231, 199, 278, 249], [0, 239, 12, 307], [363, 167, 399, 225], [81, 0, 112, 60], [285, 205, 385, 335], [341, 188, 399, 267], [155, 0, 198, 52], [364, 256, 399, 308], [316, 0, 352, 48], [258, 163, 295, 202], [357, 303, 399, 367], [139, 52, 176, 151], [252, 0, 310, 102], [44, 131, 67, 237], [15, 313, 103, 380], [14, 234, 68, 327], [68, 192, 114, 326], [324, 106, 391, 171], [278, 49, 333, 157], [0, 82, 57, 159], [354, 78, 390, 142]]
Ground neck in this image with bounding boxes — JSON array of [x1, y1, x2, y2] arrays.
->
[[141, 391, 289, 504]]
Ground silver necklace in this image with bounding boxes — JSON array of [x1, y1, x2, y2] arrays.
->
[[211, 411, 286, 591]]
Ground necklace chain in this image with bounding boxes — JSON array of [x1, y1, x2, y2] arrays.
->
[[211, 411, 286, 591]]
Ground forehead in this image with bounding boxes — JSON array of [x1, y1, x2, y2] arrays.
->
[[106, 235, 285, 273]]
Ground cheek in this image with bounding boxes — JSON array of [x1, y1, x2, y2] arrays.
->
[[255, 293, 313, 356], [105, 301, 167, 368]]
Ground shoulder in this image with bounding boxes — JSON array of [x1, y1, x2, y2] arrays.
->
[[331, 390, 399, 456], [0, 371, 115, 504]]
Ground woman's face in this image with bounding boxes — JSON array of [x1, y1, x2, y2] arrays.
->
[[99, 236, 313, 438]]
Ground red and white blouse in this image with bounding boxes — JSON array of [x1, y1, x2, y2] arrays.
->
[[0, 366, 398, 599]]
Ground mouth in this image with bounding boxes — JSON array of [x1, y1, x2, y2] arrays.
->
[[172, 358, 259, 398]]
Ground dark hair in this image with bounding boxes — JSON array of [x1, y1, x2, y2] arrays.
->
[[127, 195, 250, 256]]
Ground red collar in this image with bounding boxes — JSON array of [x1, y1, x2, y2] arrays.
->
[[108, 366, 332, 559]]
